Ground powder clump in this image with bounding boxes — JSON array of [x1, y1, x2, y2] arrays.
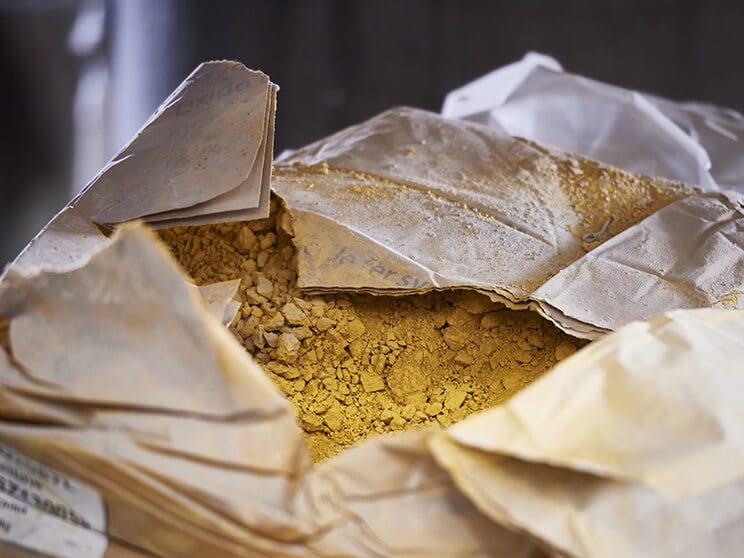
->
[[160, 201, 584, 462]]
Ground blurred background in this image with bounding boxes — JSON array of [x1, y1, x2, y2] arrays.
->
[[1, 0, 743, 265]]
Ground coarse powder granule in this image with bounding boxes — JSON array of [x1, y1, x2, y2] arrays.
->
[[159, 199, 585, 462]]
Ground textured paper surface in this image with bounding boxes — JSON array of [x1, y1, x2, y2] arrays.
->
[[0, 225, 538, 557], [272, 106, 744, 338], [443, 52, 744, 193], [74, 61, 277, 228], [534, 192, 744, 331], [430, 308, 744, 558]]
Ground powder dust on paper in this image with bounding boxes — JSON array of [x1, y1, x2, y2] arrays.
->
[[544, 152, 695, 250], [160, 200, 584, 462]]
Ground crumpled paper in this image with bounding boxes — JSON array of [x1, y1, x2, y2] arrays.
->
[[430, 308, 744, 558], [443, 52, 744, 193]]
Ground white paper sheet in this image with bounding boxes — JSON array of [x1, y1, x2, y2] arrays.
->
[[443, 52, 744, 193]]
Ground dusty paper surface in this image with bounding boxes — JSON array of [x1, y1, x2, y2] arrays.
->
[[0, 224, 539, 557], [74, 61, 277, 228], [534, 192, 744, 331], [429, 308, 744, 557], [443, 52, 744, 193], [274, 106, 705, 337]]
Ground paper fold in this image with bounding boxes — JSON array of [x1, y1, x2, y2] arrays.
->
[[274, 106, 719, 338], [430, 309, 744, 557], [74, 61, 277, 228]]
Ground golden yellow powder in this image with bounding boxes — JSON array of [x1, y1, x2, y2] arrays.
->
[[160, 201, 585, 462], [549, 155, 694, 250]]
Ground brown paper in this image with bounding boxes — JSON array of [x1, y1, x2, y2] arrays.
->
[[0, 224, 537, 557]]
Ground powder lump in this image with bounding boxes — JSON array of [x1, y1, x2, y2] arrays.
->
[[160, 200, 585, 462]]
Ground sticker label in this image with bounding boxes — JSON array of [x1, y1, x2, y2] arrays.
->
[[0, 443, 107, 557]]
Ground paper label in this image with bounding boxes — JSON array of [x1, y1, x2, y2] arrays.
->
[[0, 443, 107, 558]]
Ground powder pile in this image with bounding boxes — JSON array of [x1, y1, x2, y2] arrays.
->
[[160, 200, 583, 462]]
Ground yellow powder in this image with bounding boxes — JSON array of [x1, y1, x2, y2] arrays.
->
[[550, 155, 694, 250], [160, 200, 586, 462]]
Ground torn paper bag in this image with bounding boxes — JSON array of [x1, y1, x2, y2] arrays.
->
[[0, 223, 538, 558], [274, 106, 708, 337]]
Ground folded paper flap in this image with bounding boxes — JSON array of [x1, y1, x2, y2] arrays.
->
[[535, 193, 744, 331], [144, 81, 276, 224], [1, 224, 288, 418], [301, 430, 535, 557], [286, 207, 446, 292], [430, 432, 744, 558], [74, 61, 275, 225], [275, 108, 583, 291], [444, 309, 744, 500]]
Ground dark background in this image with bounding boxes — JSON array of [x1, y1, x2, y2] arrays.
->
[[1, 0, 742, 265]]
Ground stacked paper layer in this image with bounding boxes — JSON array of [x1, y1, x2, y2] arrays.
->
[[74, 61, 277, 229]]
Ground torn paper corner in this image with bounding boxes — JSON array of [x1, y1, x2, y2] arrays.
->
[[73, 61, 277, 228]]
